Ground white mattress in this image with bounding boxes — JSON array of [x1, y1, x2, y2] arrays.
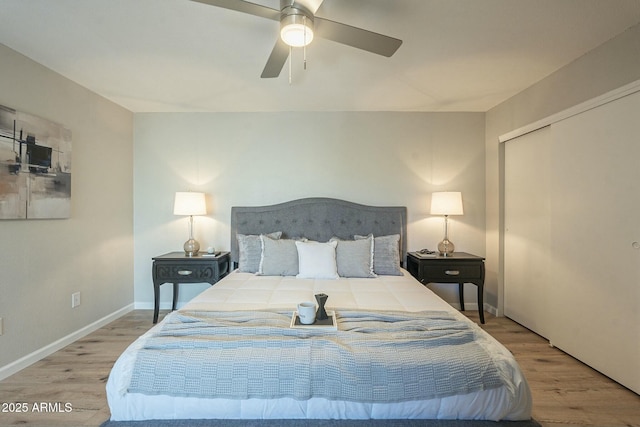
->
[[107, 270, 532, 421]]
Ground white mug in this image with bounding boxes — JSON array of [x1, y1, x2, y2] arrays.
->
[[297, 302, 316, 325]]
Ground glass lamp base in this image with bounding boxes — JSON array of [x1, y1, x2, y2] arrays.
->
[[437, 239, 455, 257], [183, 238, 200, 257]]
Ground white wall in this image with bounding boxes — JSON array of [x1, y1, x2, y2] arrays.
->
[[134, 112, 486, 309], [0, 44, 134, 372], [485, 23, 640, 313]]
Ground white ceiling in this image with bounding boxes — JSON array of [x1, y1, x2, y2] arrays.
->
[[1, 0, 640, 113]]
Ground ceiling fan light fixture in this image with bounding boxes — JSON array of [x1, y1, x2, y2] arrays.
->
[[280, 13, 314, 47]]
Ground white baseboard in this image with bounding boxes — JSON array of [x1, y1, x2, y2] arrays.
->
[[134, 301, 174, 310], [484, 303, 498, 317], [449, 302, 498, 317], [134, 301, 153, 310], [135, 301, 193, 310], [0, 304, 134, 381]]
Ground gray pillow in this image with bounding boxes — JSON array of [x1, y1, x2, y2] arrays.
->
[[258, 235, 298, 276], [331, 235, 376, 278], [355, 234, 402, 276], [237, 231, 282, 273]]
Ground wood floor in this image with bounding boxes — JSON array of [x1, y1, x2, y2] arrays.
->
[[0, 310, 638, 427]]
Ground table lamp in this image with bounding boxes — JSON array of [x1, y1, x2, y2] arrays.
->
[[173, 191, 207, 256], [430, 192, 463, 257]]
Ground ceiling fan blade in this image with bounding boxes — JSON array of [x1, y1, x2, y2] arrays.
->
[[261, 39, 290, 78], [190, 0, 280, 21], [314, 17, 402, 57]]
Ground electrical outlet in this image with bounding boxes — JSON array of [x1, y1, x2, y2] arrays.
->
[[72, 292, 81, 308]]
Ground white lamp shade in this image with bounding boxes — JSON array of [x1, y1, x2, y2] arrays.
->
[[430, 192, 464, 215], [173, 192, 207, 216]]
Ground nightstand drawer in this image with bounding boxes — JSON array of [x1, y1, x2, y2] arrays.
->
[[155, 263, 217, 283], [422, 264, 483, 280]]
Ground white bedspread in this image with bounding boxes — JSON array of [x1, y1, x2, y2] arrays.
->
[[106, 270, 532, 421]]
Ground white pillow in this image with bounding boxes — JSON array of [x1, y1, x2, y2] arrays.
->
[[295, 240, 339, 280]]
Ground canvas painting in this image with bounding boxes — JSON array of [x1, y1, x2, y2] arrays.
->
[[0, 105, 72, 219]]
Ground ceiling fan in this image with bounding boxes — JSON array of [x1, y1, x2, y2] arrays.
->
[[190, 0, 403, 78]]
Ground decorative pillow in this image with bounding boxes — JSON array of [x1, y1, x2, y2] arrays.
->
[[331, 235, 376, 278], [237, 231, 282, 273], [355, 234, 402, 276], [258, 235, 298, 276], [295, 240, 339, 280]]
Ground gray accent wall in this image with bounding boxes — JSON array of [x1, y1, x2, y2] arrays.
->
[[0, 44, 134, 371]]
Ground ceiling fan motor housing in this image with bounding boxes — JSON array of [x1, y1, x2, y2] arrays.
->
[[280, 1, 314, 47]]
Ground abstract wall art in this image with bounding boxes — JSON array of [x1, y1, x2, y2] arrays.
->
[[0, 105, 72, 219]]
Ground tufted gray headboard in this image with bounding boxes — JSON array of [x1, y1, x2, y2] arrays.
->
[[230, 197, 407, 267]]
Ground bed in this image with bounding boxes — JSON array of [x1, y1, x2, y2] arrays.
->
[[106, 198, 532, 422]]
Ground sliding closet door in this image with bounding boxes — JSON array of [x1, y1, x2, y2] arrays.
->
[[504, 126, 553, 338], [549, 91, 640, 393]]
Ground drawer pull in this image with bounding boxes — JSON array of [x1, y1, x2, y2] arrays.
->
[[445, 270, 460, 276], [178, 270, 193, 276]]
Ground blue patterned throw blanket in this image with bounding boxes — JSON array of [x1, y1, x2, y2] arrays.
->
[[128, 310, 507, 402]]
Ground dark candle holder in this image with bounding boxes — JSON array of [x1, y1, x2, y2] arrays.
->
[[315, 293, 329, 320]]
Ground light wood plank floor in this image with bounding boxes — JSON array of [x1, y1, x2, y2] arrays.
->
[[0, 310, 638, 427]]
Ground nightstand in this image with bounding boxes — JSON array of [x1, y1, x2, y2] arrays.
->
[[152, 251, 230, 323], [406, 252, 486, 324]]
